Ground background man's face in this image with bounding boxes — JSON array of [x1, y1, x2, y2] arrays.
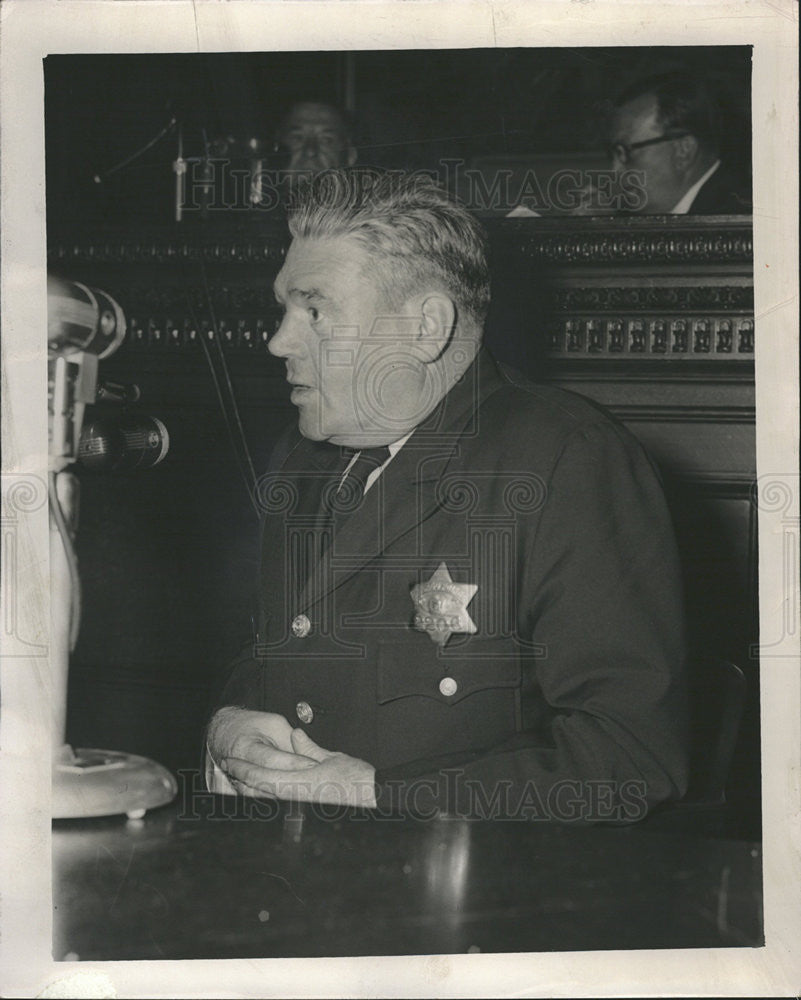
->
[[278, 103, 355, 173], [609, 93, 685, 213], [270, 235, 431, 447]]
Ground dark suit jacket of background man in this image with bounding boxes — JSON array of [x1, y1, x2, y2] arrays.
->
[[689, 164, 752, 214], [214, 349, 689, 818]]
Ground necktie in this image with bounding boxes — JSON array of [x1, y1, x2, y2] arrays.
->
[[308, 446, 390, 576], [297, 446, 393, 594], [328, 446, 392, 513]]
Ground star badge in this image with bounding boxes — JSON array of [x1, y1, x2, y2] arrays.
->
[[410, 562, 477, 647]]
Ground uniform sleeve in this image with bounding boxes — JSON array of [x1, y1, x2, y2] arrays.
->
[[373, 420, 690, 821]]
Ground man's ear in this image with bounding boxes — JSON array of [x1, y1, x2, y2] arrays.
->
[[417, 294, 456, 362], [673, 134, 700, 173]]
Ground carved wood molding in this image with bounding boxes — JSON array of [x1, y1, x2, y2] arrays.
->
[[123, 316, 276, 352], [75, 281, 753, 316], [666, 473, 756, 499], [49, 215, 753, 267], [105, 311, 755, 360], [493, 215, 753, 265], [550, 285, 752, 311], [548, 315, 754, 358], [608, 404, 755, 424], [48, 235, 288, 266], [48, 216, 755, 361]]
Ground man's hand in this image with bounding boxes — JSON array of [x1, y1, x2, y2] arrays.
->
[[570, 182, 618, 216], [205, 707, 322, 794], [207, 706, 298, 762], [221, 729, 377, 809]]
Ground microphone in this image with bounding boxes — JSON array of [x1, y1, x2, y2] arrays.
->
[[96, 380, 141, 405], [48, 275, 126, 359], [77, 414, 170, 472]]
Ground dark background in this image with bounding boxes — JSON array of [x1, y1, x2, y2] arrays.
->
[[45, 48, 758, 837], [45, 47, 752, 227]]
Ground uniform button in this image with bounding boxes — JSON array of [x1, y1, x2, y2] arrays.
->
[[291, 614, 311, 638], [296, 701, 314, 724], [439, 676, 458, 697]]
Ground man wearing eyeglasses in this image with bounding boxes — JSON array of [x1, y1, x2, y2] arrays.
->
[[602, 72, 752, 215]]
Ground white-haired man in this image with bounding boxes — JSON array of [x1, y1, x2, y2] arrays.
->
[[206, 171, 689, 821]]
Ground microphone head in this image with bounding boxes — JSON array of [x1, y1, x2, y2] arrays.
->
[[78, 414, 169, 472], [48, 276, 126, 359]]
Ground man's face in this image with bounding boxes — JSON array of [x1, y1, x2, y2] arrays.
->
[[609, 93, 686, 213], [270, 235, 432, 447], [278, 104, 355, 173]]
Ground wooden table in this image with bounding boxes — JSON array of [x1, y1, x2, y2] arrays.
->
[[53, 788, 763, 960]]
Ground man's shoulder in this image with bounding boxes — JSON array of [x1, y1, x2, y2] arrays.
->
[[691, 163, 752, 214], [460, 359, 661, 489], [481, 360, 623, 443], [438, 356, 644, 477]]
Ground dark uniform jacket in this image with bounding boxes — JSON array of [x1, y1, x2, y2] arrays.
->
[[215, 349, 689, 819]]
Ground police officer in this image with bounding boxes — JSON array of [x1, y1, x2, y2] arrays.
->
[[206, 171, 688, 820]]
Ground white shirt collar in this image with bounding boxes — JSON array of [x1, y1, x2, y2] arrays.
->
[[340, 430, 414, 495], [671, 159, 721, 214], [387, 431, 414, 458]]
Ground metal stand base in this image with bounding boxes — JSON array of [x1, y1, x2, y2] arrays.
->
[[53, 745, 178, 819]]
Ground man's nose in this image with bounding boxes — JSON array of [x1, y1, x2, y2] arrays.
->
[[267, 315, 296, 359], [301, 135, 321, 158]]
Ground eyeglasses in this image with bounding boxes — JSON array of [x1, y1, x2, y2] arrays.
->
[[606, 132, 691, 165]]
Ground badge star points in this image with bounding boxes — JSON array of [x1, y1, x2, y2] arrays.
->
[[411, 561, 478, 646]]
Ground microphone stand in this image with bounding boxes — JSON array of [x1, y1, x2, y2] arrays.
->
[[173, 121, 187, 223], [49, 352, 177, 819]]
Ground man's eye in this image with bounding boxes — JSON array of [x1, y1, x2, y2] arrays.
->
[[308, 307, 320, 322]]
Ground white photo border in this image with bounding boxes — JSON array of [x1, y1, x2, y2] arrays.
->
[[1, 1, 798, 997]]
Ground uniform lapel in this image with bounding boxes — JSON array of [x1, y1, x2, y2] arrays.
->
[[295, 349, 505, 615], [260, 435, 342, 616]]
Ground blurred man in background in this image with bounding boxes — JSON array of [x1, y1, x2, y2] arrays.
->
[[508, 73, 751, 217], [275, 101, 358, 175], [601, 72, 752, 215], [243, 101, 358, 213]]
